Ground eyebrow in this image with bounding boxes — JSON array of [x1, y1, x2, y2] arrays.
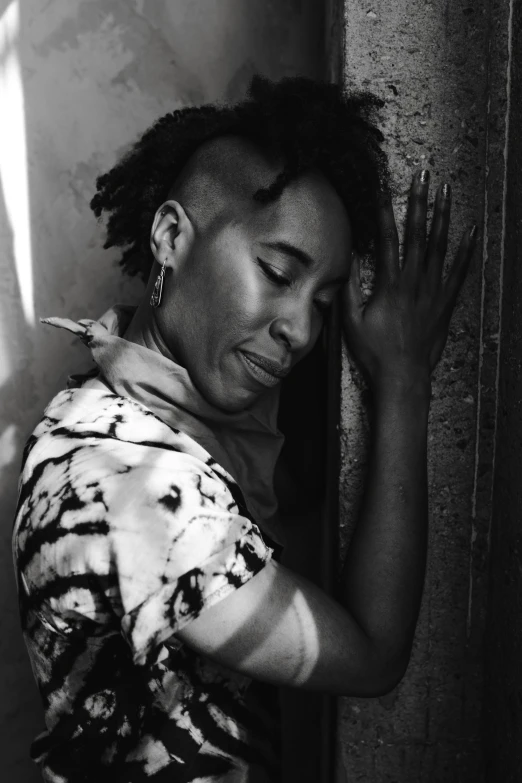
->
[[261, 240, 349, 285]]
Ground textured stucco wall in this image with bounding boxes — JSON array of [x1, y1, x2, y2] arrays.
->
[[337, 1, 510, 780], [483, 0, 522, 779], [0, 2, 322, 779]]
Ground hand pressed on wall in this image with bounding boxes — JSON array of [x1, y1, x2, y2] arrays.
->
[[341, 170, 478, 390]]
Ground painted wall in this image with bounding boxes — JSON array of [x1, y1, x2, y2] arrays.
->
[[0, 2, 323, 779], [336, 1, 511, 780]]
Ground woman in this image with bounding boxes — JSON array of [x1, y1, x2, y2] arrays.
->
[[12, 76, 476, 782]]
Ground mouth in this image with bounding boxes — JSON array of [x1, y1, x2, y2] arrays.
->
[[238, 351, 283, 388]]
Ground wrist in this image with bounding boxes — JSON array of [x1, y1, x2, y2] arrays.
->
[[371, 371, 432, 411], [370, 364, 431, 395]]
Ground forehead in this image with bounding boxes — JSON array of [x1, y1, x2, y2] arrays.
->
[[245, 169, 352, 272]]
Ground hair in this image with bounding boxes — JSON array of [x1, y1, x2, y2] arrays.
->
[[90, 75, 392, 282]]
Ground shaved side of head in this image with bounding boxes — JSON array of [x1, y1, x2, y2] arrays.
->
[[91, 77, 389, 281], [167, 136, 283, 234]]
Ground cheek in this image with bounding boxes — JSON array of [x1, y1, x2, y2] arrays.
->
[[215, 269, 270, 333], [212, 288, 263, 347], [185, 238, 273, 344]]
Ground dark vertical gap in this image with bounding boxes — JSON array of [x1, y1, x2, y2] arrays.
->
[[276, 4, 343, 777], [483, 1, 522, 778], [319, 297, 342, 783], [276, 296, 341, 781], [320, 2, 344, 778]]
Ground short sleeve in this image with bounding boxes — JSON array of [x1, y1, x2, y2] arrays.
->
[[106, 447, 273, 666]]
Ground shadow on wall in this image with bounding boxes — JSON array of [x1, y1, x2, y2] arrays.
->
[[0, 1, 323, 780]]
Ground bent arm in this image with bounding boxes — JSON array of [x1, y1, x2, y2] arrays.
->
[[339, 374, 430, 671], [176, 374, 430, 697]]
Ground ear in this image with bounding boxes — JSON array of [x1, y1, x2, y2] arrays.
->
[[150, 200, 195, 269]]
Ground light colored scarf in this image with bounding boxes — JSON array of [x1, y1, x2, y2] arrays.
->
[[42, 305, 285, 543]]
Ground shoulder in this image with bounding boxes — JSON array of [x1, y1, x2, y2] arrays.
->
[[14, 387, 266, 604], [14, 386, 247, 550], [24, 385, 229, 484]]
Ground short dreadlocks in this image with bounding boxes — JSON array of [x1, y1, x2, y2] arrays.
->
[[90, 75, 391, 282]]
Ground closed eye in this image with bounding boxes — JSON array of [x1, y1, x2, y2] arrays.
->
[[257, 258, 331, 316], [314, 299, 331, 314], [257, 258, 291, 286]]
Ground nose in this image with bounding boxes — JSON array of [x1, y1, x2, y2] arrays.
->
[[269, 302, 316, 353]]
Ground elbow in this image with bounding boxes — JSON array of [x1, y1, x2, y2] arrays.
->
[[369, 658, 409, 696], [372, 640, 413, 695], [338, 648, 411, 698]]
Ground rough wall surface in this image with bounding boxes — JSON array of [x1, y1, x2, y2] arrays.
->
[[483, 0, 522, 779], [0, 2, 322, 779], [337, 1, 510, 780]]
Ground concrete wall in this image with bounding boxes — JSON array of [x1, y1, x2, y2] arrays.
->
[[0, 2, 323, 779], [336, 0, 513, 780], [483, 1, 522, 779]]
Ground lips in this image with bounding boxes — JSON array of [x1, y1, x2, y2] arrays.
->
[[239, 351, 289, 388], [241, 351, 291, 379]]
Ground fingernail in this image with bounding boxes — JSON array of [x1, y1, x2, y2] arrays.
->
[[420, 169, 430, 184], [442, 183, 451, 199]]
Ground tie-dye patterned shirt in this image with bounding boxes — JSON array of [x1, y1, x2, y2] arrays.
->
[[12, 385, 281, 782]]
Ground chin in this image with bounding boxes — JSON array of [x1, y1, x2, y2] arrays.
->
[[195, 373, 257, 414], [213, 388, 258, 414]]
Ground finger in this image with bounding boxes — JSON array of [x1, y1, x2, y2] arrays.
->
[[376, 190, 399, 285], [426, 182, 452, 287], [403, 169, 429, 284], [343, 250, 363, 315], [443, 224, 478, 310]]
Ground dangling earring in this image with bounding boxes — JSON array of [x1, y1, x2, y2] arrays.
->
[[150, 208, 169, 307], [150, 260, 166, 307]]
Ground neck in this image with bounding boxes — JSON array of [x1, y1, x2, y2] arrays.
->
[[123, 299, 182, 366]]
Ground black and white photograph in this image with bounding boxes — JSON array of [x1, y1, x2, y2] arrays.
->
[[1, 1, 520, 781]]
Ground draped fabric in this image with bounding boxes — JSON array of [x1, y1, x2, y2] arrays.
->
[[42, 305, 285, 543]]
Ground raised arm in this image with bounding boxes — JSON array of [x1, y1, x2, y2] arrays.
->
[[177, 171, 477, 697]]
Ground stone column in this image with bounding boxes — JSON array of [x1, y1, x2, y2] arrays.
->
[[334, 0, 514, 779]]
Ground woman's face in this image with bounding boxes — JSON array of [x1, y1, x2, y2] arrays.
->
[[158, 170, 352, 412]]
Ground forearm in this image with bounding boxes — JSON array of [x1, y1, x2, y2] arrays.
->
[[339, 374, 431, 675]]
